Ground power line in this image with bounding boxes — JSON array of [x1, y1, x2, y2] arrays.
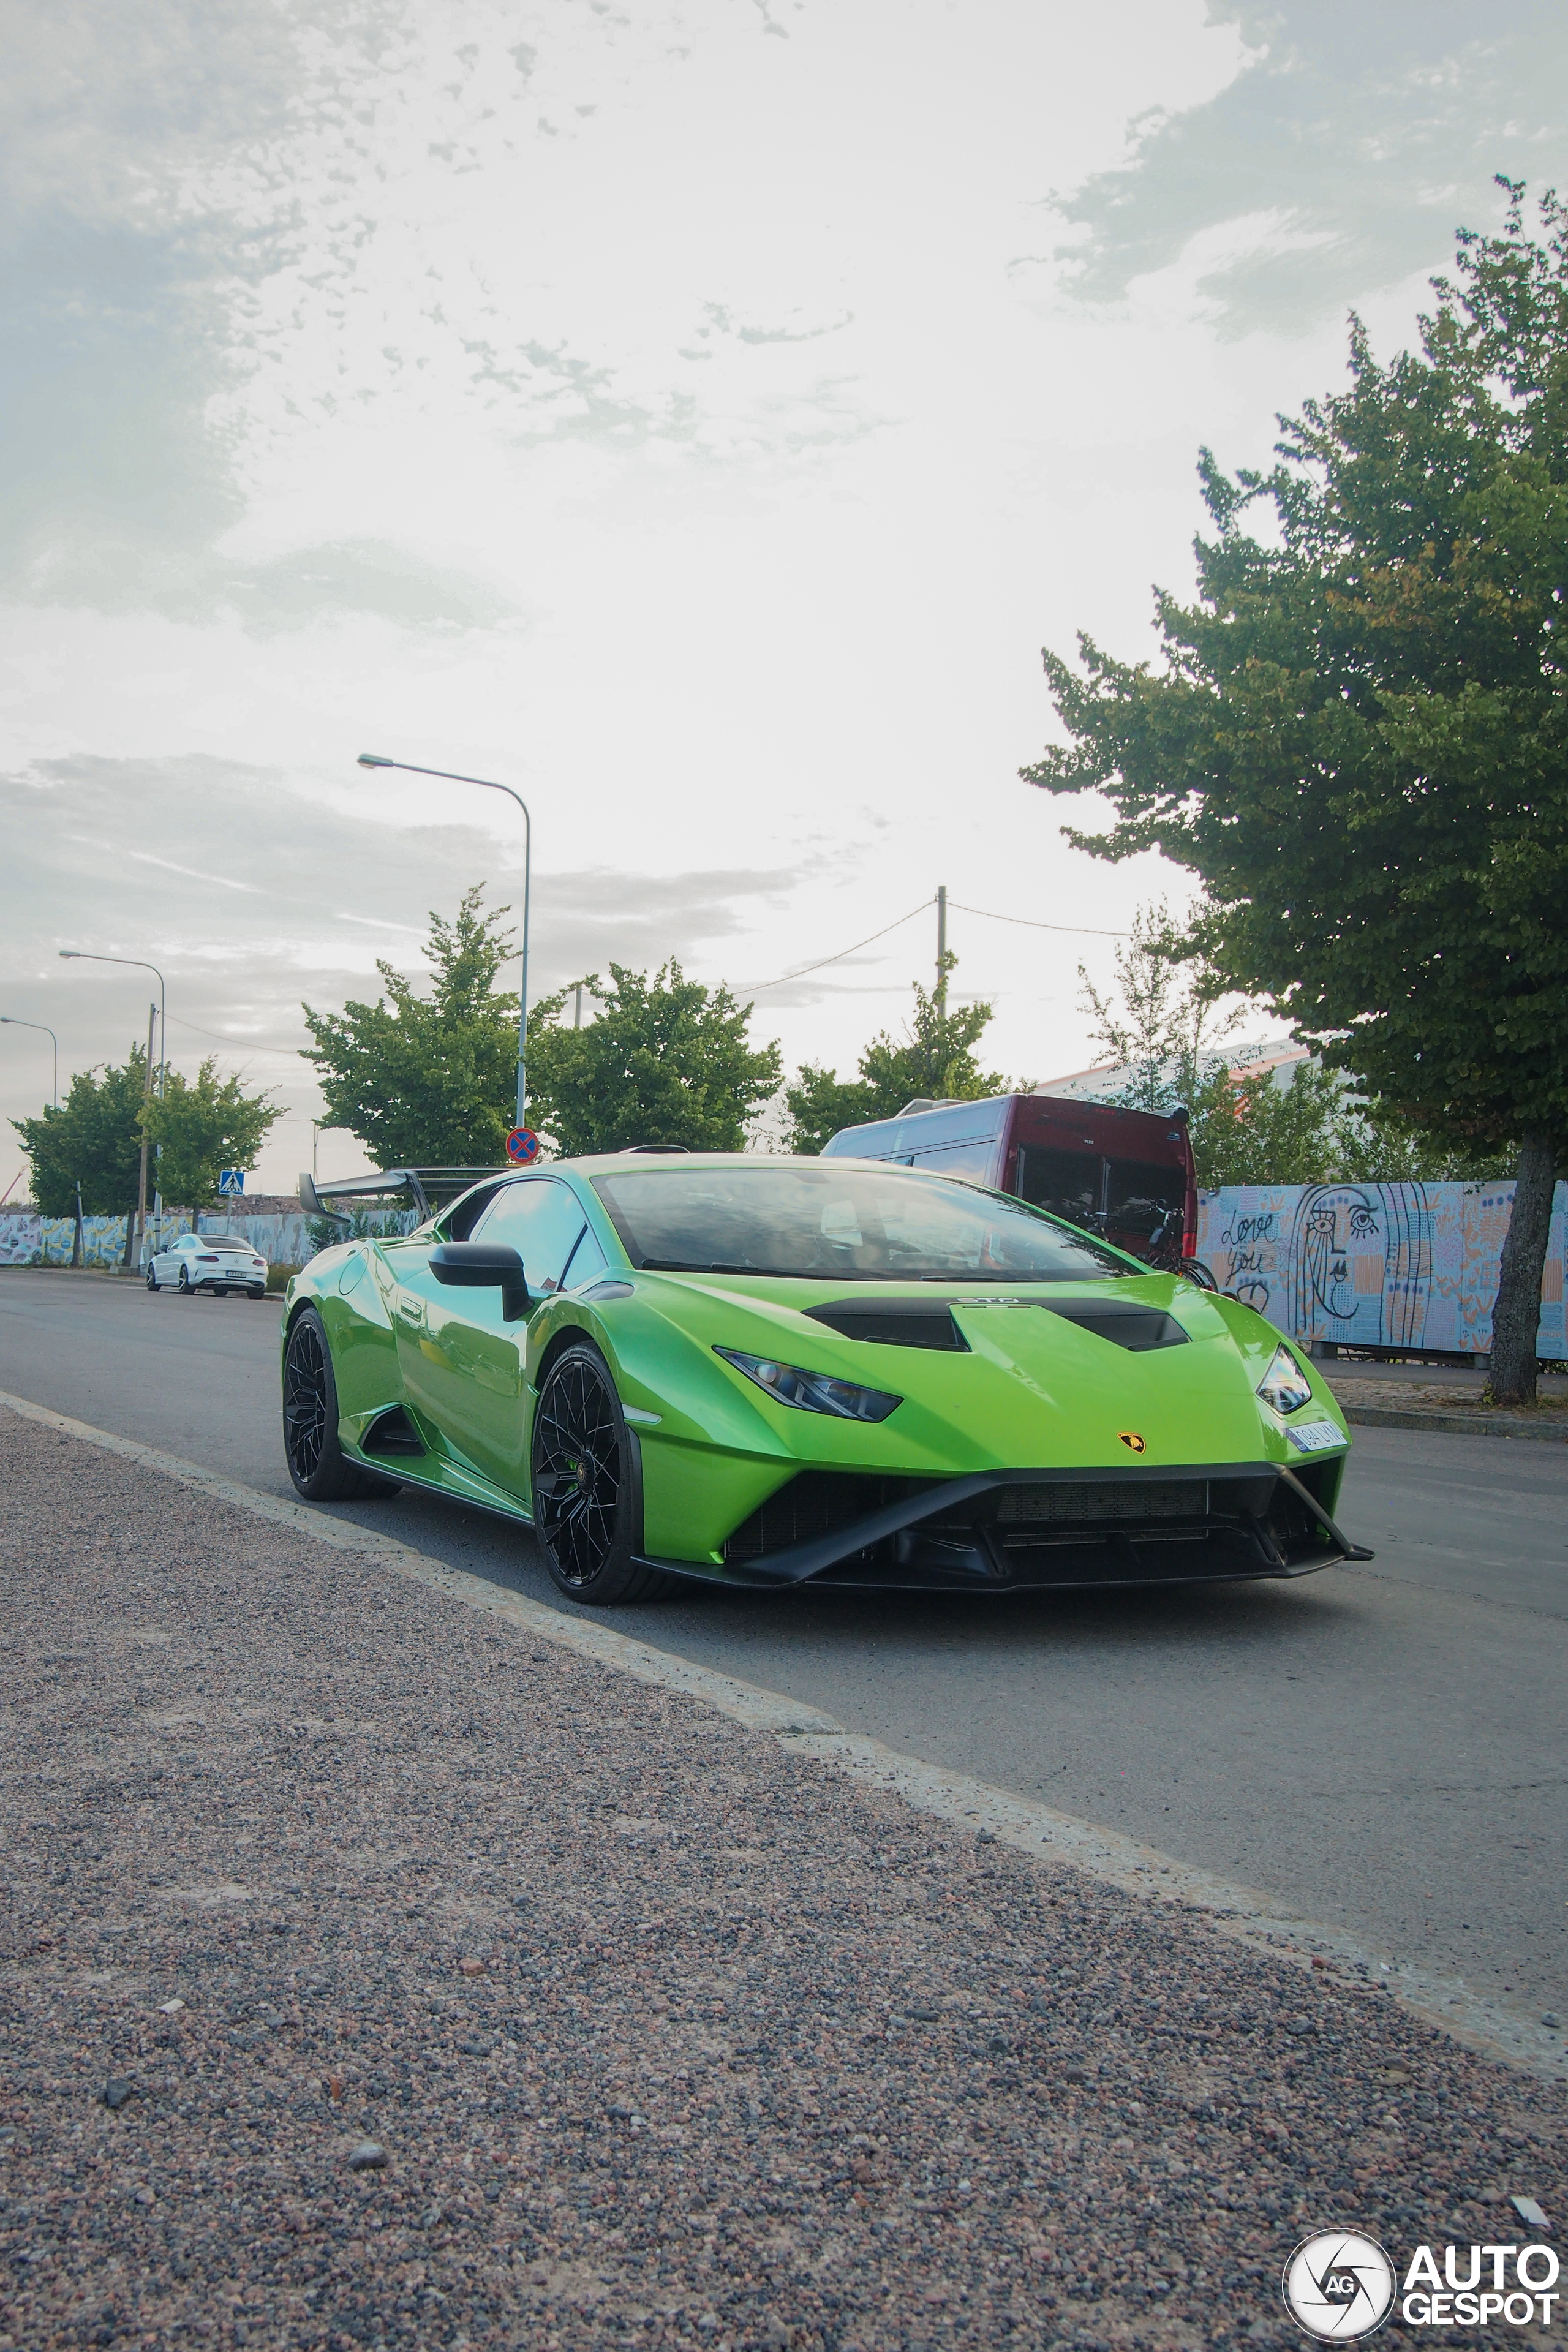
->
[[165, 1012, 304, 1057], [736, 893, 1129, 997], [737, 902, 932, 993], [948, 900, 1129, 940]]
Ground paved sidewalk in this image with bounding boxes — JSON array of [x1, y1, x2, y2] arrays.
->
[[2, 1414, 1565, 2352], [1325, 1379, 1568, 1442], [1317, 1357, 1568, 1440]]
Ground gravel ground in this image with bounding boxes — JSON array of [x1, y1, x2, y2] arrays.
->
[[2, 1412, 1566, 2352]]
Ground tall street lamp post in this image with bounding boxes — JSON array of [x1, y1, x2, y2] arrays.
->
[[356, 753, 533, 1130], [58, 952, 167, 1090], [0, 1016, 59, 1107], [59, 950, 168, 1257]]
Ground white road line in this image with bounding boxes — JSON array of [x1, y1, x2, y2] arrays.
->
[[3, 1385, 1561, 2085]]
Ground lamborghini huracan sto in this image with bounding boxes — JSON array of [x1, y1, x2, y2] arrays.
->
[[280, 1154, 1368, 1603]]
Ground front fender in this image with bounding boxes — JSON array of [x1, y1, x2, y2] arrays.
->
[[281, 1243, 402, 1436]]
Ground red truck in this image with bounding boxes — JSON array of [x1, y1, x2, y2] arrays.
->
[[821, 1091, 1209, 1279]]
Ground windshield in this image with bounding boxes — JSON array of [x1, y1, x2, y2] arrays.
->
[[591, 1163, 1134, 1283]]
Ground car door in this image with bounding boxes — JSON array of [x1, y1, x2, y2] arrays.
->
[[391, 1177, 594, 1499]]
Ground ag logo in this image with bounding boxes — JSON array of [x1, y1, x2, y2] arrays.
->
[[1118, 1431, 1147, 1454], [1282, 2231, 1395, 2340]]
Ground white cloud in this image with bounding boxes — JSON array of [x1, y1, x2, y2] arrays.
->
[[6, 0, 1562, 1199]]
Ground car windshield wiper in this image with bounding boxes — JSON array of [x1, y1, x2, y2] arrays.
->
[[636, 1257, 1132, 1283], [913, 1268, 1133, 1283], [638, 1257, 820, 1277]]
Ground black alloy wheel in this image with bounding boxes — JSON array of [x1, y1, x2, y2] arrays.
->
[[530, 1342, 670, 1604], [281, 1305, 401, 1502]]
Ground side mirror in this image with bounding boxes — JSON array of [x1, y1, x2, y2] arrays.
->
[[429, 1240, 530, 1322]]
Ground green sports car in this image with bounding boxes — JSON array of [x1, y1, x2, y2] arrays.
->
[[280, 1153, 1368, 1604]]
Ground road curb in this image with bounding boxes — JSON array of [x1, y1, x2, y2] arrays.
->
[[2, 1383, 1564, 2087], [1341, 1401, 1568, 1442]]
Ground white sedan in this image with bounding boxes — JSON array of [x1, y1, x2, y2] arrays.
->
[[146, 1232, 269, 1299]]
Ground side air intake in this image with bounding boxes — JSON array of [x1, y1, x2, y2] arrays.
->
[[362, 1407, 425, 1458]]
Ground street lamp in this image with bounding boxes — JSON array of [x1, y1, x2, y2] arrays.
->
[[0, 1016, 58, 1107], [59, 948, 169, 1256], [58, 951, 167, 1091], [356, 752, 533, 1130]]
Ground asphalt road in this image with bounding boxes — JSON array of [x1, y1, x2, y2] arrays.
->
[[5, 1267, 1565, 2029]]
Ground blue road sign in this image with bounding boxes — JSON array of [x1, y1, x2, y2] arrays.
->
[[218, 1168, 245, 1196], [505, 1128, 541, 1166]]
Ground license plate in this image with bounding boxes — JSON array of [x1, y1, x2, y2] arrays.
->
[[1286, 1420, 1343, 1454]]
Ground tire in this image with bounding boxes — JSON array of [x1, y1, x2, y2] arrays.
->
[[178, 1265, 191, 1294], [530, 1341, 672, 1604], [1178, 1256, 1219, 1292], [215, 1287, 228, 1298], [282, 1306, 402, 1502], [146, 1265, 159, 1291], [248, 1287, 265, 1301]]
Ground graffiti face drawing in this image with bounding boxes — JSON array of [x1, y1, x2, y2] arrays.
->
[[1299, 1187, 1379, 1325], [1288, 1183, 1432, 1347]]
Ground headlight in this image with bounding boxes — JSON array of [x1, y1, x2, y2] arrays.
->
[[1257, 1342, 1312, 1415], [715, 1348, 902, 1423]]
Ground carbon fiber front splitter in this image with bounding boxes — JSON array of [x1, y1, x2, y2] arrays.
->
[[637, 1459, 1373, 1594]]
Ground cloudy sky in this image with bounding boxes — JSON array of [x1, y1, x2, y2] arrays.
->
[[4, 0, 1566, 1196]]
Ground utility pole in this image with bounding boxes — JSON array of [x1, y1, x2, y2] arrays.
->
[[573, 984, 583, 1030], [935, 886, 948, 1024], [135, 1001, 156, 1266]]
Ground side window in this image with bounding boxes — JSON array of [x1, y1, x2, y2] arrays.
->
[[446, 1183, 505, 1241], [472, 1179, 587, 1295], [1016, 1145, 1102, 1226], [561, 1224, 609, 1287], [1105, 1158, 1185, 1229], [908, 1140, 997, 1182]]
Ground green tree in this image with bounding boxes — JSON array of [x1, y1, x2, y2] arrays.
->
[[1187, 1060, 1503, 1190], [1026, 183, 1568, 1400], [785, 960, 1009, 1153], [143, 1060, 282, 1208], [1072, 902, 1501, 1188], [12, 1048, 150, 1240], [302, 888, 527, 1167], [1074, 900, 1242, 1115], [527, 963, 781, 1155]]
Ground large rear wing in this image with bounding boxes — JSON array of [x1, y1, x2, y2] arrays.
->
[[298, 1167, 506, 1225]]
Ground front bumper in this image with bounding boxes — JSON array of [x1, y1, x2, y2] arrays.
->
[[639, 1458, 1371, 1594]]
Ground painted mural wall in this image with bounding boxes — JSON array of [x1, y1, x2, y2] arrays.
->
[[0, 1209, 413, 1270], [1194, 1180, 1567, 1357], [4, 1186, 1565, 1359]]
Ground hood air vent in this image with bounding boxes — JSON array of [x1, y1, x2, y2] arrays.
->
[[1035, 1300, 1189, 1352], [804, 1300, 970, 1352]]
